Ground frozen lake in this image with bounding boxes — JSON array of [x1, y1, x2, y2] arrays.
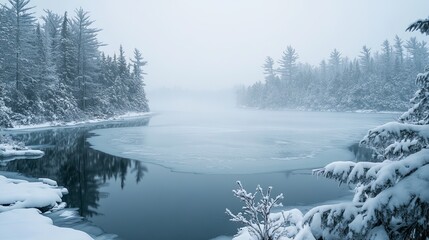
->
[[2, 109, 398, 240], [89, 109, 397, 174]]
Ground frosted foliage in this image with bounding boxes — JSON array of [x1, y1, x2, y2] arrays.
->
[[230, 205, 307, 240], [227, 181, 290, 240], [307, 150, 429, 239], [400, 66, 429, 125], [360, 122, 429, 160]]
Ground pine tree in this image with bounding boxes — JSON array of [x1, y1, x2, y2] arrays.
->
[[359, 45, 372, 75], [380, 40, 393, 80], [7, 0, 35, 90], [58, 11, 74, 87], [72, 7, 101, 110], [42, 10, 62, 75], [328, 49, 341, 75], [393, 35, 404, 72], [0, 5, 15, 85], [130, 48, 149, 111], [278, 46, 298, 82]]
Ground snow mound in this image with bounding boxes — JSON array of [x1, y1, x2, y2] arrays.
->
[[47, 208, 119, 240], [0, 208, 93, 240], [0, 175, 67, 212]]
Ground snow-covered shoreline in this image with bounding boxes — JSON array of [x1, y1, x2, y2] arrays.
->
[[237, 105, 403, 115], [6, 111, 153, 131]]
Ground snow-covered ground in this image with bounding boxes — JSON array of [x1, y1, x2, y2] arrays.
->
[[0, 174, 96, 240]]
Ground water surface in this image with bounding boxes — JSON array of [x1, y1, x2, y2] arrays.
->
[[1, 109, 398, 240]]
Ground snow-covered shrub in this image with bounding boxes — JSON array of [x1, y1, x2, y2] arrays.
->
[[226, 181, 287, 240]]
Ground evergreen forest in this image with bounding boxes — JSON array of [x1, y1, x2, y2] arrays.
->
[[0, 0, 149, 128], [237, 37, 428, 112]]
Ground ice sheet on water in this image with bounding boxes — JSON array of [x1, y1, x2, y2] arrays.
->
[[88, 110, 398, 174]]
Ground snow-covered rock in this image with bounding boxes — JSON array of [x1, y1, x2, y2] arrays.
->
[[0, 175, 67, 212]]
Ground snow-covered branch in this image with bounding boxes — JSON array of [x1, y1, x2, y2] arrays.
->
[[306, 150, 429, 239], [226, 181, 287, 240], [360, 122, 429, 160]]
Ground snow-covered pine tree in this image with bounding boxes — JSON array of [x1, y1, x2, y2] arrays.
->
[[42, 10, 63, 73], [0, 5, 15, 85], [301, 18, 429, 240], [130, 48, 149, 111], [263, 56, 282, 108], [7, 0, 36, 90], [278, 46, 298, 82], [72, 8, 101, 111], [58, 11, 75, 87]]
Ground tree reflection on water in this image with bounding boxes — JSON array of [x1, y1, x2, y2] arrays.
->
[[0, 118, 150, 217]]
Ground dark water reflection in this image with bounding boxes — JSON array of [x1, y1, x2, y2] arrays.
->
[[0, 116, 351, 240], [1, 118, 150, 218]]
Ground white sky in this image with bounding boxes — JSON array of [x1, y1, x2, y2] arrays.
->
[[5, 0, 429, 90]]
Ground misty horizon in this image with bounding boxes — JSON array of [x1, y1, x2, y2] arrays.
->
[[26, 0, 429, 91]]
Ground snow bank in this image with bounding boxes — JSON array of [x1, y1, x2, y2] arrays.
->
[[0, 208, 93, 240], [46, 208, 119, 240], [0, 175, 67, 212]]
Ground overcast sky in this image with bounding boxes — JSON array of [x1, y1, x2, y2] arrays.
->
[[7, 0, 429, 90]]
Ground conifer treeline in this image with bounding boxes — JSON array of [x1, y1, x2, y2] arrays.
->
[[0, 0, 149, 127], [237, 37, 428, 111]]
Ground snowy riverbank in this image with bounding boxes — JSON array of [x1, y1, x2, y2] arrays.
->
[[7, 111, 152, 130]]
